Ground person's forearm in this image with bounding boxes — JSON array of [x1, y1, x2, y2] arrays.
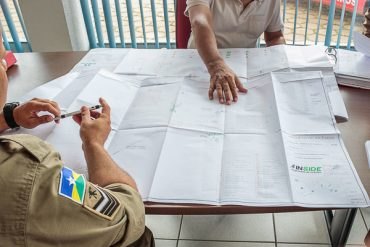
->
[[265, 35, 286, 47], [191, 17, 223, 71], [83, 142, 138, 191], [0, 113, 9, 133]]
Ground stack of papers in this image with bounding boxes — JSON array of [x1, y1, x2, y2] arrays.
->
[[335, 32, 370, 89]]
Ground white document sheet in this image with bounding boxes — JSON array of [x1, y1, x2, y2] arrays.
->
[[220, 132, 292, 205], [283, 133, 369, 207], [18, 72, 80, 103], [353, 31, 370, 57], [71, 48, 130, 74], [149, 127, 224, 203], [285, 45, 332, 69], [169, 77, 226, 133], [114, 49, 247, 78], [272, 71, 338, 135], [108, 127, 168, 200], [335, 49, 370, 80], [18, 68, 369, 207], [247, 45, 288, 78], [225, 75, 280, 134]]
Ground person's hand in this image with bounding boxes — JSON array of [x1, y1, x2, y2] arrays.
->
[[0, 64, 7, 109], [0, 32, 8, 108], [365, 230, 370, 247], [207, 59, 247, 104], [73, 97, 111, 147], [13, 98, 61, 129]]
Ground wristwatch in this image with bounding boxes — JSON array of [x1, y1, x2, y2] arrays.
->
[[3, 102, 20, 129]]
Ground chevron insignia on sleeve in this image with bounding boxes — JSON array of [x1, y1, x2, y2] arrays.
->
[[83, 183, 121, 220]]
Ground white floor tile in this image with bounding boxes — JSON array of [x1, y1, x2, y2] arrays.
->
[[146, 215, 182, 239], [277, 244, 330, 247], [361, 208, 370, 229], [155, 239, 177, 247], [274, 211, 330, 244], [347, 211, 368, 245], [178, 240, 275, 247], [180, 214, 275, 242]]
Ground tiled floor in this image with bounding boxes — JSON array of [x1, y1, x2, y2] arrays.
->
[[146, 208, 370, 247]]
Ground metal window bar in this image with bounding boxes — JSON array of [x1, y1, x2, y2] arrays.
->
[[0, 0, 23, 52], [126, 0, 137, 48], [150, 0, 160, 48], [80, 0, 98, 48], [115, 0, 126, 48], [293, 0, 299, 45], [139, 0, 147, 48], [91, 0, 105, 47], [12, 0, 31, 51], [0, 19, 11, 50], [347, 0, 360, 49], [102, 0, 116, 48], [163, 0, 171, 48], [304, 0, 311, 46], [314, 0, 323, 45], [336, 0, 347, 48], [79, 0, 363, 49]]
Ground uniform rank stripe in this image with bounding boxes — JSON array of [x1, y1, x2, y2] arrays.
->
[[105, 192, 119, 216], [107, 195, 120, 217], [92, 188, 105, 210], [95, 187, 110, 212], [101, 190, 116, 215]]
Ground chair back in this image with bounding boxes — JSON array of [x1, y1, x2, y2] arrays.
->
[[176, 0, 191, 49]]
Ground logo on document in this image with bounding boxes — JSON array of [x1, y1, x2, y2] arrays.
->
[[290, 164, 322, 174], [58, 166, 86, 204]]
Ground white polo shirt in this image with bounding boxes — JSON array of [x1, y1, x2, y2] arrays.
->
[[185, 0, 284, 48]]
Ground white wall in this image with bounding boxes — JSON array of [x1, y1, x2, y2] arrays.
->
[[18, 0, 89, 52]]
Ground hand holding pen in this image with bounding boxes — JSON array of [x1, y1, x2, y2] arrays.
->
[[54, 104, 102, 121], [72, 98, 111, 147]]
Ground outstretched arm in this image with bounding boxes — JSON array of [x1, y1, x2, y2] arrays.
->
[[188, 5, 247, 104]]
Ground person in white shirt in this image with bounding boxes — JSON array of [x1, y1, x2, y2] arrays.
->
[[186, 0, 286, 104]]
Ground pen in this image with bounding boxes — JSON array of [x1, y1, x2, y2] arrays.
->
[[54, 104, 102, 120]]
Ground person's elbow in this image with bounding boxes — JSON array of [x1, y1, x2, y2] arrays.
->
[[265, 30, 286, 47], [190, 14, 212, 33]]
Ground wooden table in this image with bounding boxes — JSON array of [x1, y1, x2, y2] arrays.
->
[[7, 52, 370, 247]]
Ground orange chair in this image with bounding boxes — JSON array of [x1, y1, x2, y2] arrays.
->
[[176, 0, 192, 48]]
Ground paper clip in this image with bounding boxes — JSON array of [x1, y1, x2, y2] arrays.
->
[[325, 47, 337, 65]]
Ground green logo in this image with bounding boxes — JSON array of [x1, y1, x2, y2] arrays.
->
[[291, 164, 322, 173]]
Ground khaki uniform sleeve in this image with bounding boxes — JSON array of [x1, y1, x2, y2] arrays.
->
[[184, 0, 212, 17], [104, 183, 146, 246], [0, 134, 145, 247]]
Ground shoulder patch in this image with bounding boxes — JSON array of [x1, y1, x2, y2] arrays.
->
[[83, 183, 121, 220], [58, 167, 86, 204]]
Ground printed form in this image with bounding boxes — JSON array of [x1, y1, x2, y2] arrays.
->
[[17, 69, 369, 208], [114, 46, 347, 120]]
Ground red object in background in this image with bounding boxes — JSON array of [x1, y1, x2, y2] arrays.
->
[[176, 0, 191, 48], [313, 0, 367, 13], [4, 51, 16, 69]]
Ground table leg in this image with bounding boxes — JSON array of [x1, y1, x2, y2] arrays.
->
[[324, 208, 358, 247]]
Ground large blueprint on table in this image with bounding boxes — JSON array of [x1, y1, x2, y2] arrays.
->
[[16, 69, 369, 208]]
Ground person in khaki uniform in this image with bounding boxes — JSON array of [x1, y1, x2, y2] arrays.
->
[[0, 32, 154, 245], [0, 98, 154, 246]]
